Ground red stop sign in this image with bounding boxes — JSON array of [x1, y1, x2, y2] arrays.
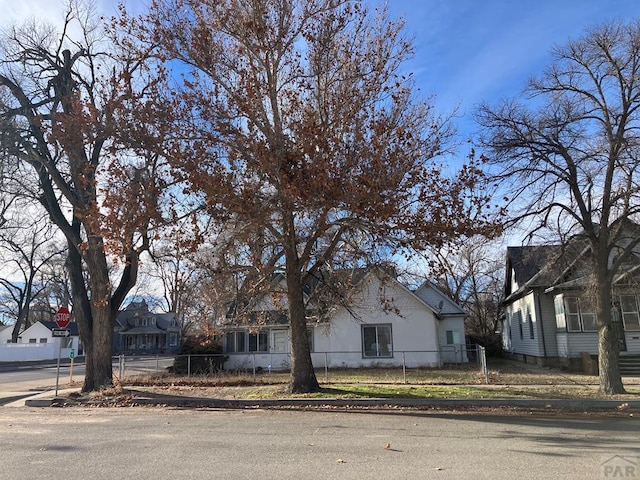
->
[[55, 306, 71, 329]]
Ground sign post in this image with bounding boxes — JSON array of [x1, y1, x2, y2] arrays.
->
[[54, 307, 71, 397], [69, 349, 75, 384]]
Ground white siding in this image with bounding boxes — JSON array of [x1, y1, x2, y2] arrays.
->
[[566, 333, 599, 356], [224, 273, 449, 370], [315, 275, 441, 368], [0, 326, 13, 343], [556, 332, 569, 358], [504, 292, 545, 357], [0, 321, 80, 362], [437, 316, 468, 363], [625, 332, 640, 354]]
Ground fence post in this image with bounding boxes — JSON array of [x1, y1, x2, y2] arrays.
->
[[119, 354, 124, 380], [187, 355, 191, 378], [324, 352, 328, 383], [156, 354, 160, 373], [402, 351, 407, 384], [479, 345, 489, 384], [252, 354, 256, 380]]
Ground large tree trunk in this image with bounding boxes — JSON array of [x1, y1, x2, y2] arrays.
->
[[86, 305, 114, 391], [283, 213, 319, 394], [594, 260, 625, 394], [598, 321, 625, 394], [286, 274, 320, 394], [67, 229, 115, 393]]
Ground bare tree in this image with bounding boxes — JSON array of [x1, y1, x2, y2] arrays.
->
[[433, 240, 504, 354], [0, 199, 65, 341], [138, 0, 497, 393], [0, 3, 174, 391], [477, 21, 640, 394]]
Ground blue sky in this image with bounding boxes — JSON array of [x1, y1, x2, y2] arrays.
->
[[2, 0, 638, 170], [383, 0, 640, 142], [2, 0, 639, 142]]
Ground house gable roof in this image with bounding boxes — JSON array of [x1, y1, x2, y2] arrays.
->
[[223, 266, 441, 326], [37, 320, 80, 336], [505, 232, 640, 302], [413, 282, 466, 316], [115, 301, 178, 332]]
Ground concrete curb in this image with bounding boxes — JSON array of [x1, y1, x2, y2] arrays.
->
[[5, 388, 639, 411], [118, 395, 640, 411]]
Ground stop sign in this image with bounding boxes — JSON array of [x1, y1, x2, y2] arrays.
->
[[55, 306, 71, 329]]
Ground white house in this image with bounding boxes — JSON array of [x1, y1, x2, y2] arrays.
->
[[0, 321, 81, 362], [221, 269, 469, 371], [0, 325, 13, 344]]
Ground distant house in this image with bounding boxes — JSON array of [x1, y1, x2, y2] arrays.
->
[[220, 268, 469, 371], [0, 324, 12, 344], [0, 320, 83, 362], [502, 242, 640, 373], [114, 301, 181, 354]]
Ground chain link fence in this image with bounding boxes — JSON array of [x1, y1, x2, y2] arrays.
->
[[114, 345, 489, 384]]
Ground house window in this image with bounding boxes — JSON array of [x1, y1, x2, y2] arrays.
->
[[564, 296, 597, 332], [169, 333, 178, 346], [554, 295, 566, 329], [142, 318, 148, 327], [511, 310, 523, 339], [620, 295, 640, 331], [28, 338, 37, 344], [248, 331, 268, 352], [362, 324, 392, 358], [527, 312, 534, 339], [307, 328, 314, 352], [446, 330, 462, 345], [225, 331, 246, 353], [39, 338, 48, 344], [62, 337, 72, 348]]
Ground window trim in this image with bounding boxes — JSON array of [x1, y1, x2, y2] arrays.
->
[[225, 330, 246, 353], [248, 330, 268, 352], [307, 328, 314, 353], [361, 324, 393, 359], [620, 294, 640, 331], [563, 296, 597, 332], [554, 295, 566, 330]]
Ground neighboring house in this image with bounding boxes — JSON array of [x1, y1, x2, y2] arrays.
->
[[221, 268, 469, 371], [19, 320, 81, 350], [0, 320, 83, 362], [414, 283, 469, 364], [113, 301, 181, 354], [0, 324, 12, 344], [502, 243, 640, 372]]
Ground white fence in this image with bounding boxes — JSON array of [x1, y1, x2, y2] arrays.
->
[[0, 343, 75, 362]]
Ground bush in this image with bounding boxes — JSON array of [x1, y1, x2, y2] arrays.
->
[[172, 336, 227, 375]]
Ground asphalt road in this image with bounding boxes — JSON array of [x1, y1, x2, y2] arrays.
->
[[0, 356, 173, 394], [0, 407, 638, 480]]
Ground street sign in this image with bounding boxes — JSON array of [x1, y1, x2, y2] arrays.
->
[[55, 306, 71, 329], [69, 349, 75, 359], [52, 328, 70, 337]]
